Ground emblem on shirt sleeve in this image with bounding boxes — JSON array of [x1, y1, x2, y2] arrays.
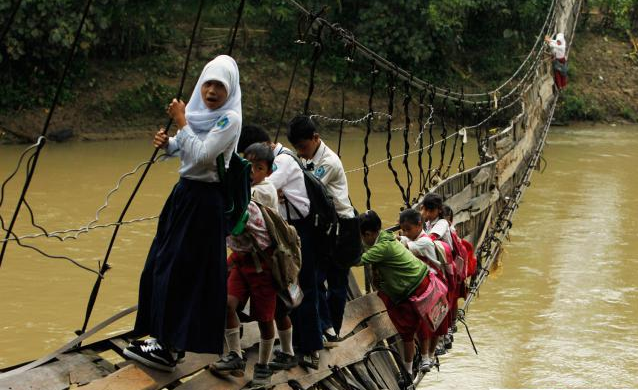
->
[[216, 116, 229, 129], [314, 165, 327, 179], [272, 163, 278, 172]]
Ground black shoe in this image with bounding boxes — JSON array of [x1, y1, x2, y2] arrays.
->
[[210, 351, 246, 377], [251, 363, 273, 388], [322, 333, 342, 348], [269, 350, 297, 371], [298, 351, 319, 370], [123, 339, 176, 372], [435, 346, 447, 356]]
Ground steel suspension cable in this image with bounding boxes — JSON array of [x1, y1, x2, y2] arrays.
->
[[227, 0, 246, 56], [362, 62, 377, 210], [303, 24, 324, 115], [78, 0, 207, 335], [0, 0, 94, 268], [416, 91, 426, 194], [384, 71, 408, 206], [274, 9, 325, 142], [401, 80, 413, 206], [426, 86, 436, 187]]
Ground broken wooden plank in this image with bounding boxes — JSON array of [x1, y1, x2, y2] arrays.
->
[[79, 365, 155, 390], [0, 353, 99, 390], [120, 351, 216, 390]]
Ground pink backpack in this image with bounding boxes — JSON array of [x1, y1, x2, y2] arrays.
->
[[410, 271, 450, 331]]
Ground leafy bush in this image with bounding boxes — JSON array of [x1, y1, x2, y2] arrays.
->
[[0, 0, 172, 109]]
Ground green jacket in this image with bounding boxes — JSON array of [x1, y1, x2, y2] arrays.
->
[[360, 230, 429, 303]]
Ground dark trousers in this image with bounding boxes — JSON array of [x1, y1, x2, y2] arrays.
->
[[317, 265, 349, 335], [289, 217, 323, 353]]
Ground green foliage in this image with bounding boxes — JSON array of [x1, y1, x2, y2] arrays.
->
[[106, 78, 173, 119], [0, 0, 171, 109], [588, 0, 638, 32], [556, 88, 604, 121]]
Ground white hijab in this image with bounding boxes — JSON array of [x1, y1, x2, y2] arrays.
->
[[185, 55, 242, 134], [555, 33, 565, 47]]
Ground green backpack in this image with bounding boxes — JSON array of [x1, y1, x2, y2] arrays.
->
[[217, 152, 251, 236]]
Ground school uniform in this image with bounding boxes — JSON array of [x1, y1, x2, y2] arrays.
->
[[548, 33, 568, 89], [226, 201, 277, 322], [360, 231, 430, 341], [251, 179, 278, 211], [269, 143, 323, 353], [426, 218, 454, 249], [133, 55, 242, 354], [302, 141, 355, 336]]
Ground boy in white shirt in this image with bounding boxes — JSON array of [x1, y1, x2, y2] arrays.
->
[[287, 115, 360, 346], [237, 124, 323, 369]]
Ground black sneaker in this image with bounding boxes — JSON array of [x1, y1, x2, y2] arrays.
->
[[269, 350, 297, 371], [298, 351, 319, 370], [250, 363, 273, 388], [322, 333, 342, 348], [123, 338, 176, 372], [435, 345, 447, 356], [210, 351, 245, 377]]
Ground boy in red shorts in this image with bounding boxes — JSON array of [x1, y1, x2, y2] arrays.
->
[[211, 143, 294, 387], [358, 210, 431, 376]]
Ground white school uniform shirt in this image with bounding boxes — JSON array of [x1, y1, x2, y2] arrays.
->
[[251, 179, 279, 212], [548, 33, 566, 59], [425, 217, 454, 249], [302, 141, 355, 218], [399, 230, 438, 264], [166, 112, 240, 182], [269, 143, 310, 220]]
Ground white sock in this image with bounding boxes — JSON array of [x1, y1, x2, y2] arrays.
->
[[225, 327, 242, 358], [404, 360, 413, 372], [421, 354, 429, 364], [259, 337, 275, 364], [278, 327, 294, 356], [325, 327, 337, 337]]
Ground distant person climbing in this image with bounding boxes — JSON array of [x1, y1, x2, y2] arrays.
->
[[124, 55, 242, 372], [545, 32, 568, 90]]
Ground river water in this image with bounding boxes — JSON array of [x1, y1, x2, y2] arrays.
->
[[0, 124, 636, 388]]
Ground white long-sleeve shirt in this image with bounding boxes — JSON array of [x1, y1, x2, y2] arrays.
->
[[269, 143, 310, 220], [166, 112, 240, 182], [302, 141, 355, 218]]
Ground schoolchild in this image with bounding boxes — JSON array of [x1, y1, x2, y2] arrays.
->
[[124, 55, 242, 372], [421, 193, 453, 248], [211, 142, 294, 386], [441, 205, 455, 233], [358, 210, 432, 376], [397, 208, 446, 371], [287, 115, 359, 347], [236, 124, 323, 369], [421, 194, 458, 352], [545, 33, 568, 90]]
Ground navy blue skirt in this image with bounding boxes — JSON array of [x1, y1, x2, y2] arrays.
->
[[134, 178, 227, 353]]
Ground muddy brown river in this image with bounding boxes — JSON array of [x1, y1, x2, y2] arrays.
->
[[1, 124, 637, 388]]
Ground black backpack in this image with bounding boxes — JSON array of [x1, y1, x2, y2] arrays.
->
[[280, 150, 338, 264], [217, 152, 252, 236]]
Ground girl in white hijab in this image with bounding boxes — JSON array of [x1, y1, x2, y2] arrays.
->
[[125, 55, 242, 371], [545, 33, 568, 90]]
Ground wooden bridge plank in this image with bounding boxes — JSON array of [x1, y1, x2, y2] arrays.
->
[[79, 365, 155, 390], [0, 353, 98, 390], [120, 352, 216, 390]]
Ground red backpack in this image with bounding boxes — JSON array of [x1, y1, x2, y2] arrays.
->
[[462, 239, 477, 277], [449, 231, 469, 282]]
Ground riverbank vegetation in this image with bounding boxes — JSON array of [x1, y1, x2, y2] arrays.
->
[[0, 0, 636, 142]]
